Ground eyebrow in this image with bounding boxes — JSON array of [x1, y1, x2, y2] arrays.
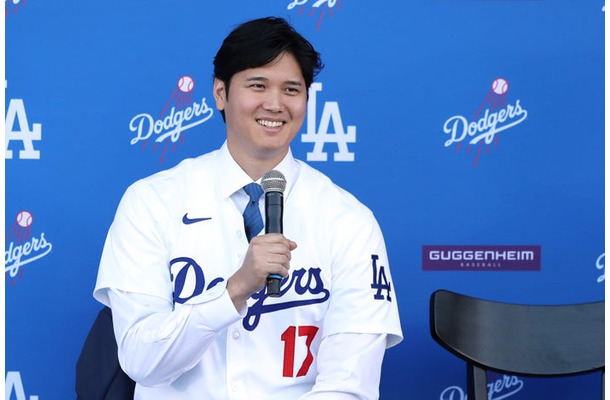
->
[[246, 76, 303, 86]]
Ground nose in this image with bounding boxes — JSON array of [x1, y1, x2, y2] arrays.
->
[[263, 90, 283, 112]]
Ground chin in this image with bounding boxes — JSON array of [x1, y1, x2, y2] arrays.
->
[[256, 141, 289, 158]]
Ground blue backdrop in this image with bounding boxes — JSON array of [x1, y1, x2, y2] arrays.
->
[[5, 1, 605, 399]]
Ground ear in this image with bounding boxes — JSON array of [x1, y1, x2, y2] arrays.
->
[[213, 78, 227, 111]]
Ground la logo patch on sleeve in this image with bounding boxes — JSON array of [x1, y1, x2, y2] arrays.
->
[[370, 254, 392, 302]]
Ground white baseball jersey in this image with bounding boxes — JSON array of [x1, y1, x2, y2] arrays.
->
[[94, 142, 403, 399]]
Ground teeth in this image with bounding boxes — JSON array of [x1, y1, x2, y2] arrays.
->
[[258, 120, 283, 128]]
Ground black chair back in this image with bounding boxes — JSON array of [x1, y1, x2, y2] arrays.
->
[[429, 289, 604, 400]]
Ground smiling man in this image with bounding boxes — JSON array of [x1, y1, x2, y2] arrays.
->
[[216, 53, 306, 173], [94, 17, 402, 400]]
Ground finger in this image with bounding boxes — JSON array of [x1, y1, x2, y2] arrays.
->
[[251, 240, 294, 257], [265, 253, 291, 267]]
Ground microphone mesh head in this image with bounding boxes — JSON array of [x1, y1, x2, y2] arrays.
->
[[261, 170, 286, 193]]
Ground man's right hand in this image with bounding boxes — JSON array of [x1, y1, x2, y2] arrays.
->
[[226, 233, 297, 311]]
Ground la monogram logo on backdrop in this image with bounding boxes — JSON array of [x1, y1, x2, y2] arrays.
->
[[5, 97, 42, 160], [5, 371, 39, 400], [442, 77, 528, 167], [129, 75, 214, 165], [300, 82, 356, 162]]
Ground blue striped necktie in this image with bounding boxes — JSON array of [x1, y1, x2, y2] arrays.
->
[[242, 183, 264, 242]]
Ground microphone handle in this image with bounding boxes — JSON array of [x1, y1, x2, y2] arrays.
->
[[265, 191, 283, 297]]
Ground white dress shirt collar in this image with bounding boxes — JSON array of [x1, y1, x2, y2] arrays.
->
[[216, 141, 300, 201]]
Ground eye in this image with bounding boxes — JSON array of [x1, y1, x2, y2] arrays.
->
[[249, 83, 265, 90], [285, 87, 301, 95]]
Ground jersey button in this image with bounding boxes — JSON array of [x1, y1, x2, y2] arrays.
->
[[232, 330, 240, 340], [231, 381, 242, 392]]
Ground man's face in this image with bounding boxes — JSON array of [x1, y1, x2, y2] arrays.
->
[[214, 52, 307, 165]]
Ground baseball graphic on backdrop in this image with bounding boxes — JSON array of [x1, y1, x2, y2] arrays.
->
[[16, 210, 33, 228], [178, 75, 195, 93], [492, 78, 509, 95]]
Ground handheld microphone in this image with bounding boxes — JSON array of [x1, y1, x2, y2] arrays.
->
[[261, 170, 286, 297]]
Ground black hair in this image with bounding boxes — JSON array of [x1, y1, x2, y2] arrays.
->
[[213, 17, 323, 97]]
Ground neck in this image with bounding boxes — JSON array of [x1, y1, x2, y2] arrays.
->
[[227, 145, 287, 181]]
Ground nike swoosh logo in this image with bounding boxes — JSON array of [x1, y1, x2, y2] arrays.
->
[[182, 213, 212, 225]]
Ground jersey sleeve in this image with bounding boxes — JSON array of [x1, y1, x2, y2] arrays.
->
[[107, 288, 241, 387], [322, 207, 403, 348], [94, 181, 174, 306]]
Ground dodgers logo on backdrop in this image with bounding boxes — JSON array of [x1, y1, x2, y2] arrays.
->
[[5, 98, 42, 160], [287, 0, 341, 30], [129, 75, 214, 165], [439, 374, 524, 400], [595, 252, 604, 283], [5, 0, 27, 16], [301, 82, 356, 162], [442, 77, 528, 167], [5, 210, 53, 287]]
